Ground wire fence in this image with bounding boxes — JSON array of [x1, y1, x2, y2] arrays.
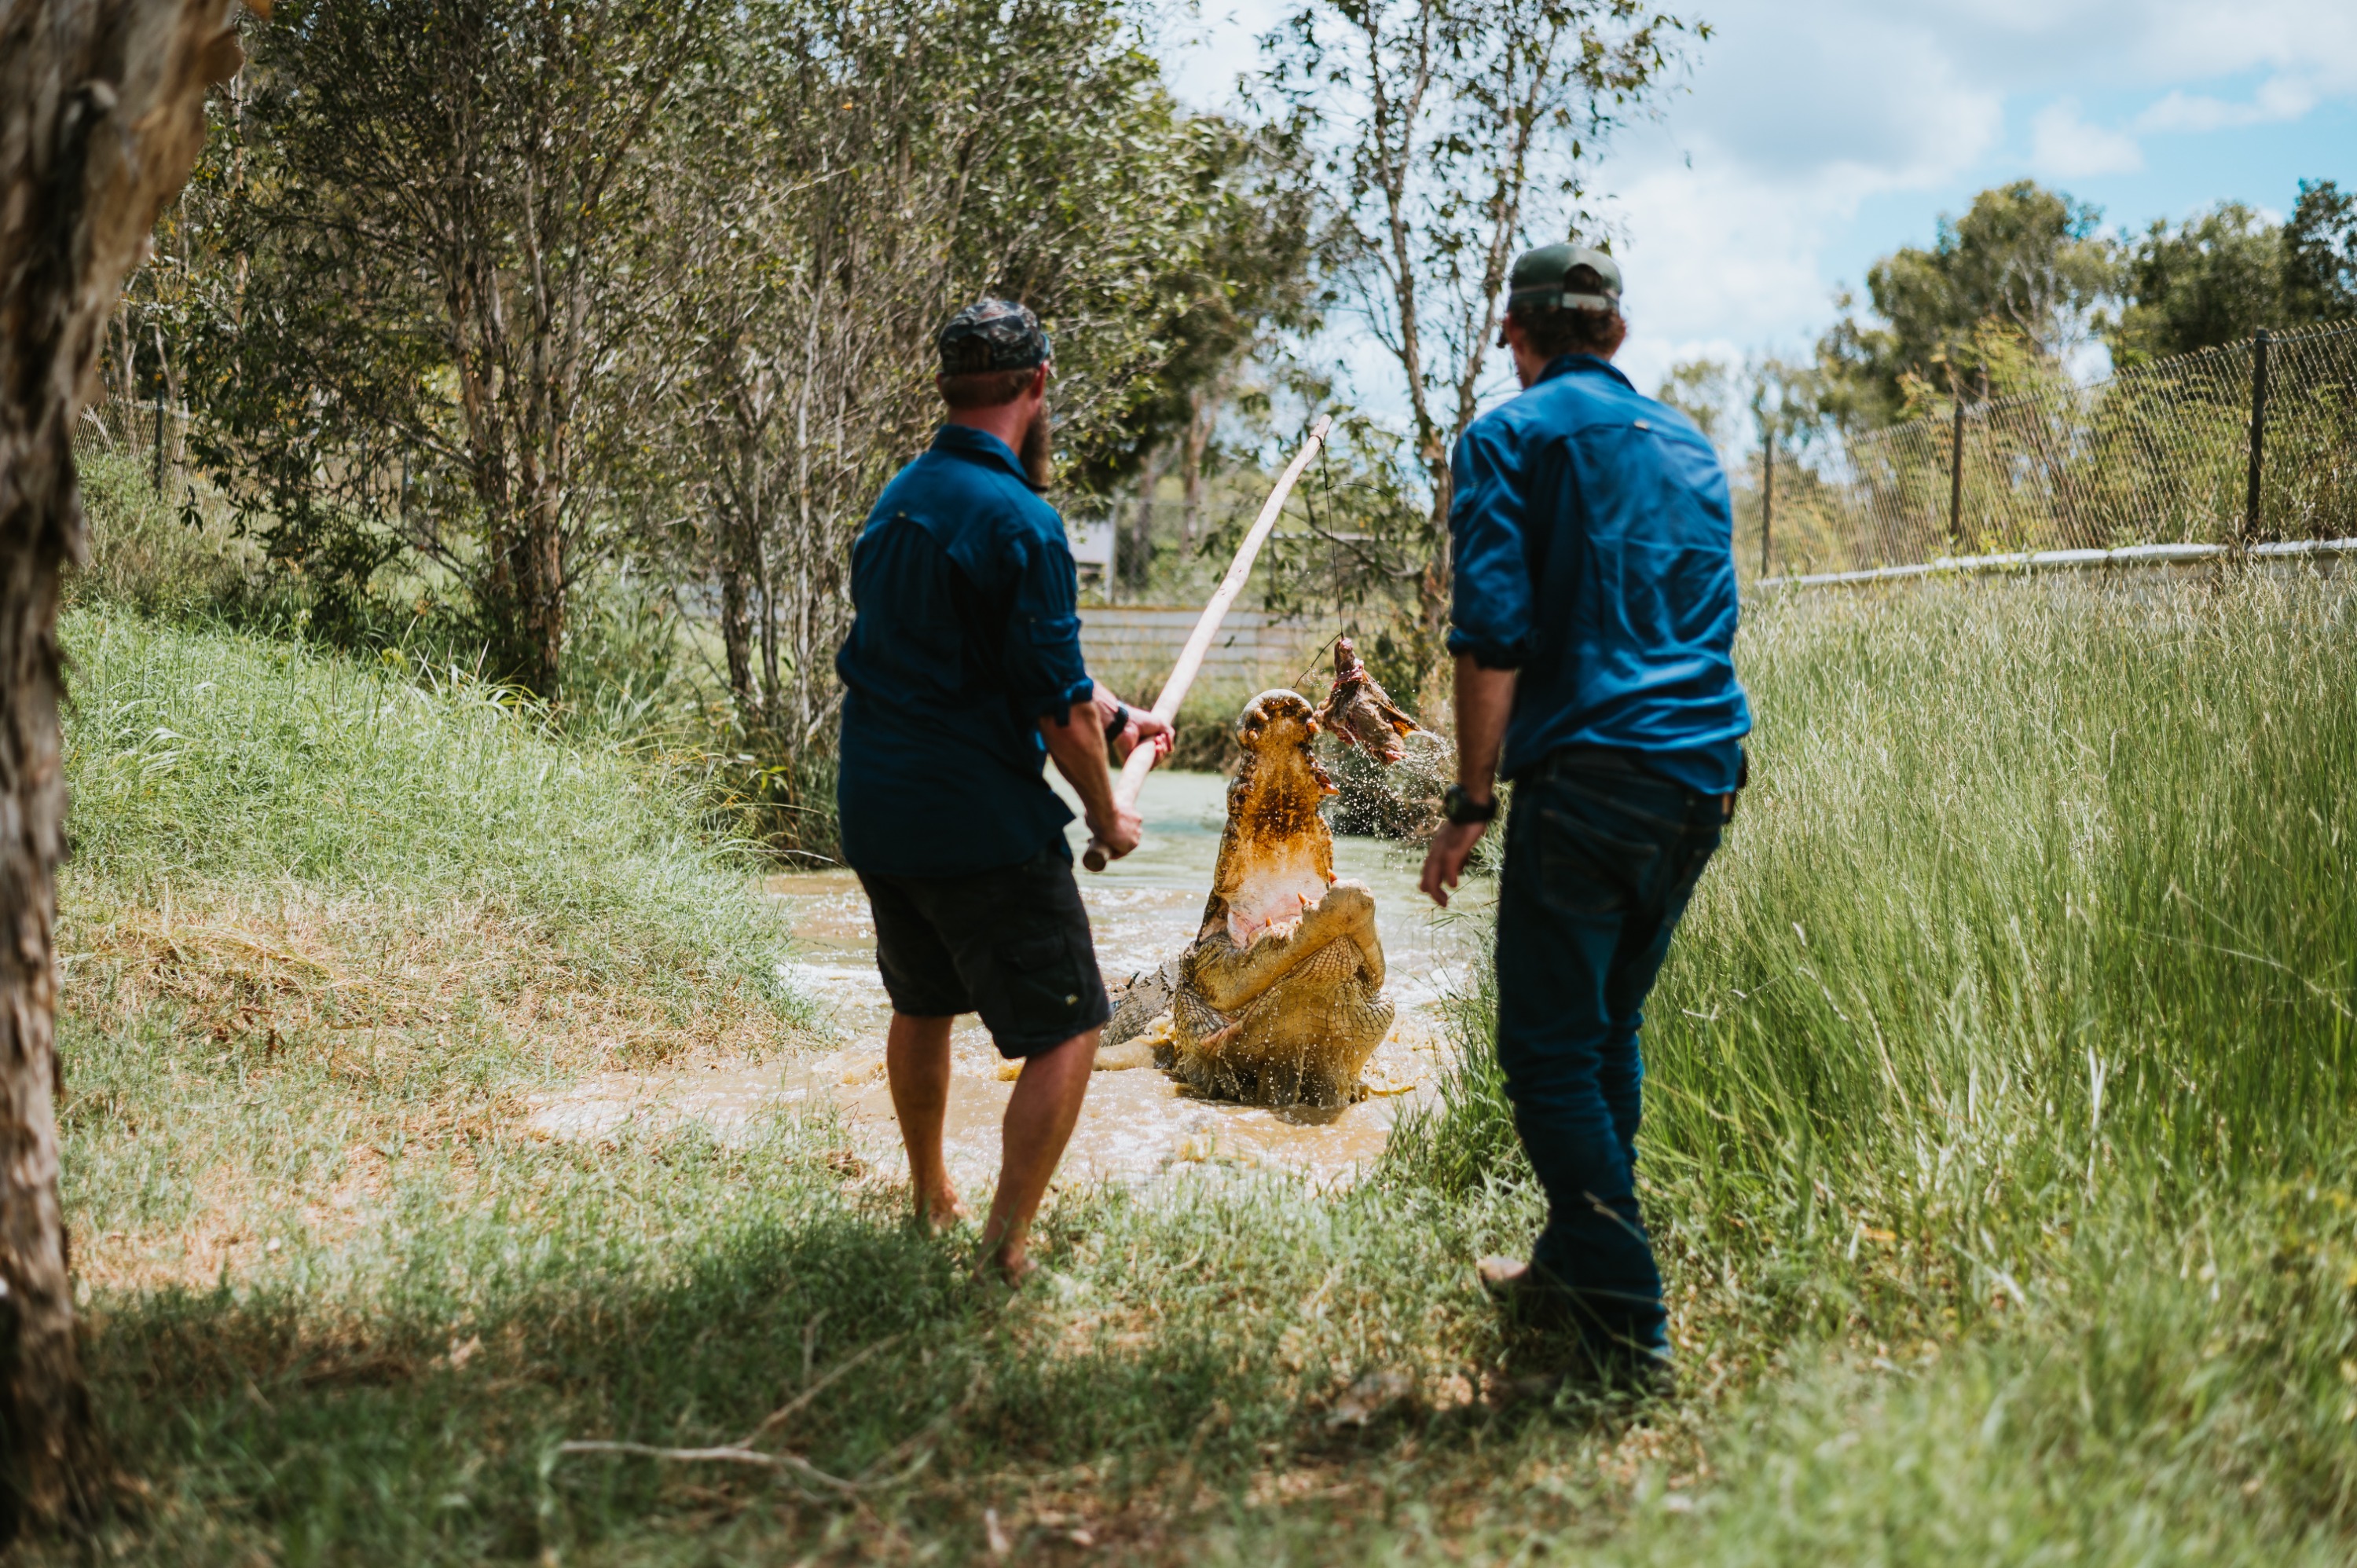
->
[[76, 324, 2357, 599], [1761, 321, 2357, 583], [73, 397, 194, 492]]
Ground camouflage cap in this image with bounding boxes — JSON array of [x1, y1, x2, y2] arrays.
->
[[937, 298, 1053, 375], [1507, 244, 1622, 312]]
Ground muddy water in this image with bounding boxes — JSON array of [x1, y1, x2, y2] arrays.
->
[[528, 770, 1491, 1191]]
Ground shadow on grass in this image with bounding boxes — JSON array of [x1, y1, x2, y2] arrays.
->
[[67, 1185, 1572, 1564]]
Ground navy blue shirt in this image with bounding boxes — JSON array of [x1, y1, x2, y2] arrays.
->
[[1447, 354, 1752, 793], [834, 425, 1095, 876]]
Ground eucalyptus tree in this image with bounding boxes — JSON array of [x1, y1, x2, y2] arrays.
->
[[650, 0, 1302, 753], [1080, 116, 1324, 575], [1263, 0, 1703, 643], [1817, 182, 2119, 427], [2282, 179, 2357, 324], [0, 0, 250, 1527], [2110, 180, 2357, 362], [179, 0, 707, 697]]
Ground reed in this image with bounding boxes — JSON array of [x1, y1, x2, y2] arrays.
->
[[36, 572, 2357, 1563]]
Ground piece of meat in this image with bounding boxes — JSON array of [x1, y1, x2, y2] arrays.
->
[[1316, 637, 1425, 764]]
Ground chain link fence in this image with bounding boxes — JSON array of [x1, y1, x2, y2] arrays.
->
[[73, 397, 194, 492], [1761, 321, 2357, 584]]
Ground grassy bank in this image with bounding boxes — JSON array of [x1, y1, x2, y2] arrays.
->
[[59, 611, 806, 1294], [40, 572, 2357, 1563]]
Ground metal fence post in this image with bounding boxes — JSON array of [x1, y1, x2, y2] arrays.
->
[[2244, 327, 2270, 548], [1947, 398, 1967, 549], [1760, 436, 1773, 577], [152, 394, 165, 496]]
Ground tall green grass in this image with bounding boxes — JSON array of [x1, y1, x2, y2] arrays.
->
[[65, 609, 797, 1003], [1385, 569, 2357, 1560], [38, 573, 2357, 1564]]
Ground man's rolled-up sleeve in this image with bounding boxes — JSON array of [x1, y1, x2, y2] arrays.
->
[[1446, 423, 1533, 669], [1006, 526, 1095, 721]]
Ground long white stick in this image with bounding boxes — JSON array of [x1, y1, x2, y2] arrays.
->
[[1083, 414, 1332, 872]]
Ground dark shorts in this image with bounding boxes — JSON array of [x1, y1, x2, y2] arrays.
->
[[856, 841, 1112, 1057]]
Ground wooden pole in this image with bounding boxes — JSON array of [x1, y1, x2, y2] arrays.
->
[[1083, 415, 1332, 872], [1759, 434, 1773, 578]]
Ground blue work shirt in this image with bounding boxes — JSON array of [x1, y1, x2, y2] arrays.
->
[[834, 424, 1095, 877], [1447, 354, 1752, 793]]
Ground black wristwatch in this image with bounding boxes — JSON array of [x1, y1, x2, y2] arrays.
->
[[1102, 702, 1131, 746], [1442, 784, 1498, 826]]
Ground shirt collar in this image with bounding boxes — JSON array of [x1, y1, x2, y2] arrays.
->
[[1535, 353, 1635, 392], [931, 422, 1041, 490]]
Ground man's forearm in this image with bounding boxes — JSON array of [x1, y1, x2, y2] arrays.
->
[[1040, 700, 1117, 824], [1453, 654, 1516, 801]]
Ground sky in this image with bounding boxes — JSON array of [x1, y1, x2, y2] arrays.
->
[[1158, 0, 2357, 419]]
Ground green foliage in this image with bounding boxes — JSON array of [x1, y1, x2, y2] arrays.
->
[[1240, 414, 1441, 678], [174, 0, 709, 694], [65, 447, 287, 627], [1819, 181, 2118, 426], [43, 577, 2357, 1562], [1654, 358, 1735, 444], [63, 610, 797, 1010], [1065, 115, 1325, 502], [2112, 179, 2357, 362], [1824, 177, 2356, 429], [2283, 178, 2357, 324], [162, 0, 1307, 712], [1653, 354, 1835, 461], [2112, 202, 2289, 360]]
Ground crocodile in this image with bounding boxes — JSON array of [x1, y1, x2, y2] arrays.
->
[[1164, 689, 1395, 1107]]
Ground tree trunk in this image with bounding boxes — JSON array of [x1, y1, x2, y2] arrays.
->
[[0, 0, 248, 1535], [519, 482, 566, 699], [718, 555, 753, 715], [1180, 388, 1214, 550], [1124, 445, 1164, 596], [1417, 479, 1450, 650]]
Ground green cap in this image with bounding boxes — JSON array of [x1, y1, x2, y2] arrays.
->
[[1508, 243, 1622, 311]]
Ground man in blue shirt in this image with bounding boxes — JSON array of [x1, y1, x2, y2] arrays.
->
[[836, 299, 1169, 1286], [1420, 245, 1751, 1388]]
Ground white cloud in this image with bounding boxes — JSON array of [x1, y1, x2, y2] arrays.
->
[[2135, 75, 2321, 133], [2029, 99, 2144, 176], [1150, 0, 2357, 416], [1584, 0, 2355, 376], [2109, 0, 2357, 90], [1598, 2, 2014, 382], [1641, 5, 2006, 191]]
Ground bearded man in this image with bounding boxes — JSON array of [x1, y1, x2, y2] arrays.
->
[[834, 299, 1169, 1285]]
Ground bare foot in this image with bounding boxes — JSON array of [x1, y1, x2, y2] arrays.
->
[[917, 1188, 968, 1233], [973, 1246, 1036, 1289]]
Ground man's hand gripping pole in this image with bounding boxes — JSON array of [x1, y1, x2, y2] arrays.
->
[[1083, 415, 1332, 872]]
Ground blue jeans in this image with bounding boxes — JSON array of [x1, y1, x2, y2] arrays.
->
[[1494, 747, 1727, 1361]]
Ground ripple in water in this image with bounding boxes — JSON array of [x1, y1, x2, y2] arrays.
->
[[527, 768, 1491, 1190]]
